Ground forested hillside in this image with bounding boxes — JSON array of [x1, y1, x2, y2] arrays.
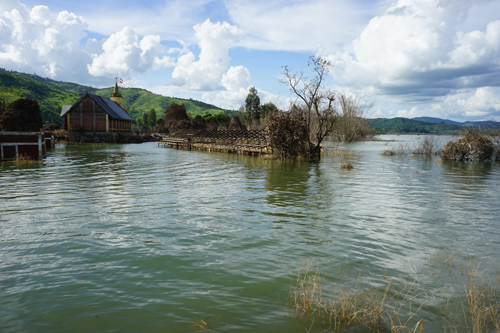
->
[[0, 68, 234, 125], [368, 117, 463, 134]]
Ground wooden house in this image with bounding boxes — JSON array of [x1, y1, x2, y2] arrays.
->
[[61, 83, 133, 133]]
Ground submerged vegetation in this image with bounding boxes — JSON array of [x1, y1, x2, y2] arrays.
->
[[287, 256, 500, 333]]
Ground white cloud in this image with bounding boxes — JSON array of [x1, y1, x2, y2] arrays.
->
[[447, 20, 500, 68], [225, 0, 382, 52], [394, 86, 500, 121], [0, 2, 91, 80], [88, 28, 174, 78], [323, 0, 500, 104], [201, 66, 251, 109], [170, 19, 245, 91]]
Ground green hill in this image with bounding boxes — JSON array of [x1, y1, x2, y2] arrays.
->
[[0, 68, 235, 125], [368, 117, 463, 134]]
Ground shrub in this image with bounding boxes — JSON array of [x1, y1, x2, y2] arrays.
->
[[265, 111, 309, 160], [164, 102, 189, 121], [440, 131, 495, 161], [0, 98, 43, 132], [228, 116, 246, 130]]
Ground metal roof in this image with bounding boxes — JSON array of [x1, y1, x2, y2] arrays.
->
[[60, 105, 71, 117], [60, 92, 134, 121]]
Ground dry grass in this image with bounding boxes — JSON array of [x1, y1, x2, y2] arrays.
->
[[380, 137, 441, 156], [287, 262, 323, 325], [12, 154, 41, 165], [463, 259, 500, 333], [53, 129, 68, 142], [324, 148, 354, 158], [411, 137, 441, 155], [428, 244, 458, 269], [287, 262, 426, 332], [341, 162, 353, 169], [288, 259, 500, 332]]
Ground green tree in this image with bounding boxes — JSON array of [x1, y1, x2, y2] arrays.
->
[[244, 86, 260, 124], [260, 102, 278, 122], [142, 111, 149, 132], [148, 108, 157, 130], [135, 117, 145, 132]]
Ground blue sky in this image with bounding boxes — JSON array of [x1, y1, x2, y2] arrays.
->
[[1, 0, 500, 121]]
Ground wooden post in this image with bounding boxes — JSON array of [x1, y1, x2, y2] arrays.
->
[[38, 133, 42, 159], [80, 102, 83, 129], [93, 100, 96, 133]]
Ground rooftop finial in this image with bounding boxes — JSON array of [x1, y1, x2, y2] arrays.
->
[[111, 77, 122, 98]]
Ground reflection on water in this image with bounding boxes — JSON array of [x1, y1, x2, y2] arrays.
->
[[1, 136, 499, 332]]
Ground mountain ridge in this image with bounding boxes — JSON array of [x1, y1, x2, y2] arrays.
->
[[0, 68, 234, 125]]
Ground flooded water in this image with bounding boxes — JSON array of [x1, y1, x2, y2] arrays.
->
[[1, 135, 499, 332]]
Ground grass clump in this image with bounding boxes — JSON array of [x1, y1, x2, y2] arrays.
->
[[13, 154, 41, 165]]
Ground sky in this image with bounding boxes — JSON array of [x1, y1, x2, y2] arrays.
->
[[1, 0, 500, 121]]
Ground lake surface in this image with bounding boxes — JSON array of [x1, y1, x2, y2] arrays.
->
[[1, 135, 499, 332]]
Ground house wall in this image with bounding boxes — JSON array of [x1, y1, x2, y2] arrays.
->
[[65, 95, 132, 133], [67, 96, 108, 133], [0, 132, 46, 160]]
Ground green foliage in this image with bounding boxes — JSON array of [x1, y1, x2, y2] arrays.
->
[[0, 68, 235, 125], [368, 117, 463, 134], [244, 86, 261, 123], [260, 102, 278, 122], [148, 108, 157, 129]]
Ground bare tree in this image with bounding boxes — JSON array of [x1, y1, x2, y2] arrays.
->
[[331, 93, 374, 142], [281, 56, 336, 157]]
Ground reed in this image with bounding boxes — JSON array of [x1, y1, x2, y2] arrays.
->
[[463, 258, 500, 333], [287, 262, 323, 325], [287, 258, 500, 332], [287, 263, 425, 332]]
